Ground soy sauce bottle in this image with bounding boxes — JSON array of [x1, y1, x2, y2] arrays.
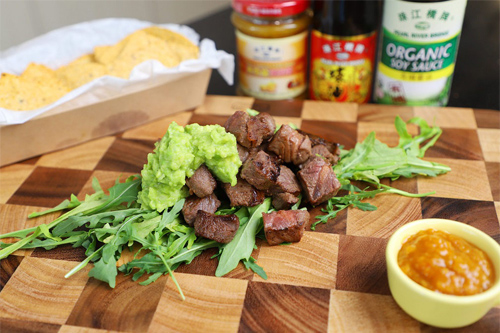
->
[[373, 0, 467, 106], [309, 0, 381, 103]]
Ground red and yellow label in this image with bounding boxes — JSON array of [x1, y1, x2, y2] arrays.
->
[[236, 30, 308, 100], [309, 30, 377, 103]]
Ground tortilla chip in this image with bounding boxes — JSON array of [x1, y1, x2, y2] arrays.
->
[[1, 26, 199, 111], [0, 73, 21, 110], [0, 65, 70, 111], [56, 54, 109, 89], [142, 26, 199, 60], [105, 30, 182, 78]]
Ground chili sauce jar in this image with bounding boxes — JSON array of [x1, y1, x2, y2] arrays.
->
[[232, 0, 311, 100]]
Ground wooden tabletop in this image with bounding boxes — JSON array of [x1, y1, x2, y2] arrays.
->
[[0, 95, 499, 332]]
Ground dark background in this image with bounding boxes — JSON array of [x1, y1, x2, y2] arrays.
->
[[189, 1, 500, 111]]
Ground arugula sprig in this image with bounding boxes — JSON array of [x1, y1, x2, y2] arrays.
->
[[0, 176, 219, 298], [316, 116, 450, 227], [119, 199, 213, 299], [215, 198, 271, 277], [0, 176, 141, 260], [334, 116, 450, 184]]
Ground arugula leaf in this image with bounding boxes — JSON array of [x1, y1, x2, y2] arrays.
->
[[246, 108, 260, 116], [215, 198, 271, 277], [89, 253, 118, 288], [334, 116, 450, 184], [242, 257, 267, 280], [291, 194, 302, 210], [52, 208, 141, 236], [0, 176, 141, 260], [319, 116, 450, 228], [313, 185, 384, 229], [396, 116, 443, 157], [28, 194, 82, 218]]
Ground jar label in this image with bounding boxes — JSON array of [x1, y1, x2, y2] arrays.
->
[[309, 30, 377, 103], [236, 31, 307, 100], [374, 0, 467, 106]]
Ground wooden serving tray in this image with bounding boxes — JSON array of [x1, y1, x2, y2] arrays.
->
[[0, 95, 499, 332]]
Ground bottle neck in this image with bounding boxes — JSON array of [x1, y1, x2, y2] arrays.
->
[[312, 0, 381, 36]]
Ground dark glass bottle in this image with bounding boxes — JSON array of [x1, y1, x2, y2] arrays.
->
[[309, 0, 381, 103], [373, 0, 467, 106]]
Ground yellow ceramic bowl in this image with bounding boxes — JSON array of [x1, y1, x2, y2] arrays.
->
[[386, 218, 500, 328]]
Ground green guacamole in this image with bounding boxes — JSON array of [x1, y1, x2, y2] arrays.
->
[[138, 122, 241, 212]]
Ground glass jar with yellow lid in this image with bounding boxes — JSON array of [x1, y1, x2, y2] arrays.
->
[[232, 0, 311, 100]]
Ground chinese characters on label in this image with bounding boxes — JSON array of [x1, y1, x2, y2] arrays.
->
[[310, 30, 377, 103]]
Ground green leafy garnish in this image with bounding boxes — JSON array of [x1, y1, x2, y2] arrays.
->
[[0, 115, 450, 298], [245, 108, 260, 116], [215, 198, 271, 277], [0, 176, 141, 260], [315, 116, 450, 227], [242, 256, 267, 280]]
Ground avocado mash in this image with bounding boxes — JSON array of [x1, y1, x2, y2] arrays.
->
[[138, 122, 241, 212]]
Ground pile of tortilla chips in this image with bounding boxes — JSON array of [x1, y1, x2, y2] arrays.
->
[[0, 26, 199, 111]]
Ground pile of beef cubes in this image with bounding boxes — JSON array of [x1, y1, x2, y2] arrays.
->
[[182, 111, 342, 246]]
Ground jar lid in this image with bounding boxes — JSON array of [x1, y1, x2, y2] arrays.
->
[[232, 0, 310, 17]]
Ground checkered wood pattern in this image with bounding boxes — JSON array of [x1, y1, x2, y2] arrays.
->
[[0, 96, 499, 332]]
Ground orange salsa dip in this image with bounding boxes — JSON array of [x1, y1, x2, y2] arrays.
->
[[398, 228, 495, 296]]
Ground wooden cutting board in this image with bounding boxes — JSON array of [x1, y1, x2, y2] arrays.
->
[[0, 95, 499, 332]]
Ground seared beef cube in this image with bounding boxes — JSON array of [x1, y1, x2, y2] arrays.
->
[[311, 144, 338, 165], [186, 165, 217, 198], [194, 211, 240, 244], [270, 165, 301, 210], [182, 193, 221, 226], [272, 165, 301, 195], [240, 150, 280, 191], [224, 111, 251, 147], [224, 111, 276, 148], [223, 176, 265, 207], [246, 112, 276, 147], [250, 144, 283, 165], [298, 156, 341, 206], [329, 144, 341, 165], [298, 130, 340, 154], [268, 124, 311, 165], [237, 144, 250, 163], [272, 192, 300, 210], [262, 210, 309, 245]]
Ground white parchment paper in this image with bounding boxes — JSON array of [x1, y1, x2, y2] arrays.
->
[[0, 18, 234, 125]]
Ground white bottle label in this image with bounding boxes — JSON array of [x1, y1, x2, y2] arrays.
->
[[236, 30, 308, 100], [374, 0, 467, 106]]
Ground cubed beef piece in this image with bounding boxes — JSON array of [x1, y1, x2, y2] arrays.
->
[[250, 144, 283, 165], [186, 165, 217, 198], [223, 176, 266, 207], [268, 124, 311, 165], [237, 144, 250, 163], [194, 211, 240, 244], [311, 144, 338, 165], [272, 165, 301, 195], [224, 111, 276, 148], [262, 210, 310, 245], [298, 156, 341, 206], [224, 111, 251, 147], [240, 150, 280, 191], [182, 193, 221, 226], [298, 130, 341, 154], [272, 192, 300, 210], [270, 165, 301, 210], [246, 112, 276, 147]]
